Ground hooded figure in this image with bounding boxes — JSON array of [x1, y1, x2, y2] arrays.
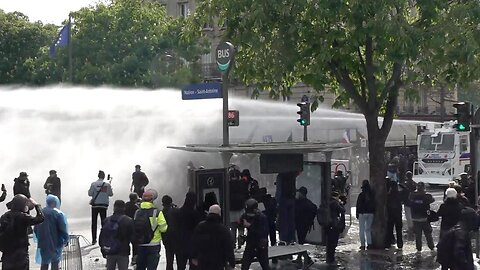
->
[[173, 191, 202, 270], [34, 194, 69, 269]]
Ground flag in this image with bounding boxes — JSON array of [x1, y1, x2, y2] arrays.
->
[[342, 129, 351, 143], [49, 24, 70, 58]]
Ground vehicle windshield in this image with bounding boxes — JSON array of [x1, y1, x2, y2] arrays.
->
[[419, 133, 455, 151]]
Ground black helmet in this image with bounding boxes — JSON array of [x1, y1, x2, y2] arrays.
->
[[245, 198, 258, 213], [9, 194, 29, 212]]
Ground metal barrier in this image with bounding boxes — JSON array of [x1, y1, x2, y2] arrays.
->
[[61, 235, 83, 270]]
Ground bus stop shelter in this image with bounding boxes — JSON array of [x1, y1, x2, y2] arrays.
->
[[168, 141, 352, 268]]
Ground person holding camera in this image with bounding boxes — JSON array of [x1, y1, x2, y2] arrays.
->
[[0, 194, 45, 270], [88, 170, 114, 245], [44, 170, 61, 201], [0, 184, 6, 203], [240, 198, 270, 270]]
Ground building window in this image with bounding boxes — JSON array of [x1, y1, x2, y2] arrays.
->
[[178, 2, 190, 17]]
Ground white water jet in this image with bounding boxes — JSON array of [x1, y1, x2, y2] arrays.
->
[[0, 86, 424, 218]]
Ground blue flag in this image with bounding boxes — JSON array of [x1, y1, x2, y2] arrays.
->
[[49, 24, 70, 58]]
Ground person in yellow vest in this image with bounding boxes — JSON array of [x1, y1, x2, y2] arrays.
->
[[134, 189, 168, 270]]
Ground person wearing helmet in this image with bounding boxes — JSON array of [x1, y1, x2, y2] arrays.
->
[[134, 189, 168, 270], [0, 194, 45, 270], [240, 198, 269, 270]]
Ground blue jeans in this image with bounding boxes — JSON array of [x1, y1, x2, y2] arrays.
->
[[358, 213, 374, 247], [137, 245, 161, 270], [278, 198, 295, 243]]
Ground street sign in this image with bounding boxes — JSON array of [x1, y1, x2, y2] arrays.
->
[[227, 110, 239, 126], [216, 42, 234, 73], [182, 82, 222, 100]]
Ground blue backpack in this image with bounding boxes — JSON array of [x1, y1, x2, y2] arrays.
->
[[99, 216, 125, 255]]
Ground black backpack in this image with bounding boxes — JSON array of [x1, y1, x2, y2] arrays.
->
[[134, 208, 158, 244], [436, 225, 460, 266], [99, 216, 125, 255], [0, 214, 14, 252]]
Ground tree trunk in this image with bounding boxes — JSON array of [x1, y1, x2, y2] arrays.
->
[[366, 115, 388, 249]]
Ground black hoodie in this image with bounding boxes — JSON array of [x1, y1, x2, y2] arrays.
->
[[192, 213, 235, 270], [13, 178, 30, 198]]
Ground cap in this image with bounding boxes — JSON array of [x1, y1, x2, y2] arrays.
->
[[162, 195, 173, 206], [445, 188, 458, 199], [297, 186, 308, 195], [19, 172, 28, 177], [208, 204, 221, 216], [241, 169, 251, 177]]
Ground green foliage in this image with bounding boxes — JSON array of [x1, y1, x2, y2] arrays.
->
[[0, 1, 208, 88], [192, 0, 480, 120], [0, 10, 58, 84], [69, 0, 206, 88]]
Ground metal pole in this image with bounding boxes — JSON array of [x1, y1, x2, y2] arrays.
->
[[471, 109, 480, 258], [222, 72, 229, 146], [303, 125, 308, 142], [68, 14, 73, 83]]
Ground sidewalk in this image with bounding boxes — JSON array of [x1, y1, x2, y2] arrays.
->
[[28, 216, 480, 269]]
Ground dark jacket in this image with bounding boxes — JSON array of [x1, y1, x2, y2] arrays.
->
[[125, 201, 139, 219], [175, 192, 202, 257], [44, 176, 61, 200], [161, 204, 178, 248], [438, 198, 461, 232], [131, 171, 149, 191], [0, 204, 44, 251], [387, 182, 403, 219], [295, 197, 317, 231], [241, 210, 269, 246], [192, 213, 235, 270], [99, 212, 135, 256], [409, 191, 434, 220], [13, 178, 30, 198], [262, 194, 277, 223], [356, 188, 375, 216], [230, 179, 248, 211], [329, 197, 346, 231], [451, 224, 474, 270]]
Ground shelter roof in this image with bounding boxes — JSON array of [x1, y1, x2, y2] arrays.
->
[[167, 141, 353, 154]]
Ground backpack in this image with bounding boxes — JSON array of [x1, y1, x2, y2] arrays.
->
[[317, 205, 332, 227], [134, 208, 158, 244], [0, 215, 15, 252], [99, 216, 125, 255], [436, 225, 460, 266]]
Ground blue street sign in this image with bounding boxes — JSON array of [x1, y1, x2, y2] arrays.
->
[[182, 82, 223, 100]]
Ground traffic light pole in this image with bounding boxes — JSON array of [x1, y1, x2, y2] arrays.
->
[[470, 108, 480, 258], [304, 125, 308, 142]]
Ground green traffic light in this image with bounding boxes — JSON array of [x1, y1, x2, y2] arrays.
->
[[458, 124, 466, 131]]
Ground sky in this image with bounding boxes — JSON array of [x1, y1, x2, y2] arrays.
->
[[0, 0, 103, 25]]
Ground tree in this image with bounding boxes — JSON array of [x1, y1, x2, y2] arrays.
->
[[192, 0, 480, 247], [0, 10, 58, 84], [68, 0, 207, 88]]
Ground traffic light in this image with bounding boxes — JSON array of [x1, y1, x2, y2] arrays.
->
[[453, 102, 471, 131], [297, 102, 310, 126]]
